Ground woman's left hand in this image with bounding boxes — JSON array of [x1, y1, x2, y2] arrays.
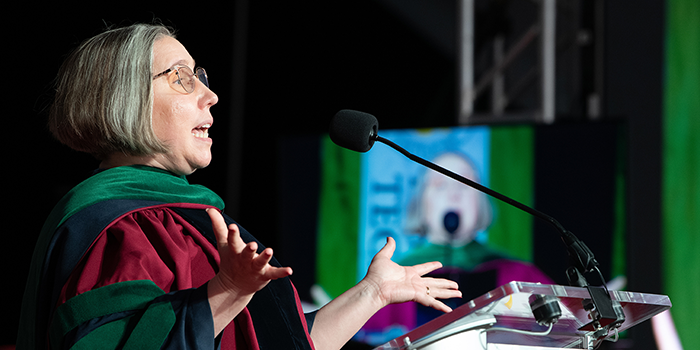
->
[[309, 236, 461, 350], [363, 237, 462, 313]]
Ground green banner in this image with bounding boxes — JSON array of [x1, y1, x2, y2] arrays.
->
[[664, 0, 700, 348]]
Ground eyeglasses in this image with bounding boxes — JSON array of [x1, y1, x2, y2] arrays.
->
[[153, 65, 209, 94]]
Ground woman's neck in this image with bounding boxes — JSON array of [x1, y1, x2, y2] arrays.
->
[[99, 152, 162, 171]]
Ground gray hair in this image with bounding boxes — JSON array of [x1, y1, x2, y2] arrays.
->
[[49, 23, 174, 159]]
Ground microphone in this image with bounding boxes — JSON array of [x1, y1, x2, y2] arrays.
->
[[329, 109, 378, 153], [329, 109, 625, 331]]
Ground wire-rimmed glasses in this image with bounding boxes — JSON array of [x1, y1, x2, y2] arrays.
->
[[153, 65, 208, 94]]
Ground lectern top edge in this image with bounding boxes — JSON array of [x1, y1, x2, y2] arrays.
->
[[374, 281, 671, 350]]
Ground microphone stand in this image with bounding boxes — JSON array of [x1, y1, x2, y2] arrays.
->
[[374, 135, 625, 333]]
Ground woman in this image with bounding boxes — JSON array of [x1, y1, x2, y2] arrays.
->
[[17, 23, 461, 349]]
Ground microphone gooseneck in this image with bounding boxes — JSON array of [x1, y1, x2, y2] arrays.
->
[[375, 134, 596, 268], [330, 109, 598, 279], [329, 109, 624, 332]]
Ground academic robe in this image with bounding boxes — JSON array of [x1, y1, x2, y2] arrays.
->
[[17, 165, 315, 349]]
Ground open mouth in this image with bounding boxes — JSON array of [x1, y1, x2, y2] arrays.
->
[[192, 124, 211, 138]]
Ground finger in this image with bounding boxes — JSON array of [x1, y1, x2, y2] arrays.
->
[[226, 223, 249, 253], [420, 278, 461, 300], [427, 277, 460, 292], [424, 298, 454, 313], [427, 285, 463, 300], [206, 208, 229, 246], [416, 287, 459, 313], [411, 261, 444, 276], [251, 247, 274, 270], [241, 241, 258, 261], [265, 266, 294, 280], [375, 237, 397, 259]]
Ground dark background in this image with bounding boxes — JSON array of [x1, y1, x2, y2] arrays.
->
[[3, 1, 663, 348]]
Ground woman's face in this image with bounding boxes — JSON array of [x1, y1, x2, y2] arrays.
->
[[421, 153, 482, 245], [150, 36, 218, 175]]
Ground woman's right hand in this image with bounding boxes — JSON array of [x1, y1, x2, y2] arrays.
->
[[207, 208, 293, 294], [206, 208, 293, 335]]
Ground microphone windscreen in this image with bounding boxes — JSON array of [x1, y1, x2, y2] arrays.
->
[[329, 110, 378, 152]]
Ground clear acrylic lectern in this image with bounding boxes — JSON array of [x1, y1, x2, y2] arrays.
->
[[374, 281, 671, 350]]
